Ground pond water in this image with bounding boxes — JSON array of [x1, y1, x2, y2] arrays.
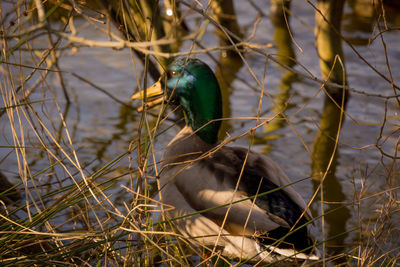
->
[[1, 0, 399, 264]]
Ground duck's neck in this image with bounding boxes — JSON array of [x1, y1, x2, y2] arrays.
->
[[182, 86, 222, 144], [184, 108, 221, 144]]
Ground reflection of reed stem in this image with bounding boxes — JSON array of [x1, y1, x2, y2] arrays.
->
[[256, 0, 297, 153], [311, 95, 351, 260], [270, 0, 296, 67], [312, 0, 348, 182], [312, 0, 351, 261], [211, 0, 243, 138], [139, 0, 171, 69], [211, 0, 242, 58], [315, 0, 348, 101]]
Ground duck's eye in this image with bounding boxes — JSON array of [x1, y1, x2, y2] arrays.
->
[[171, 70, 178, 77]]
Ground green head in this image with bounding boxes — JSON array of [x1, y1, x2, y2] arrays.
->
[[164, 58, 222, 144]]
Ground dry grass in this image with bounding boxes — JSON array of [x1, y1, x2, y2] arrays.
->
[[0, 0, 399, 266]]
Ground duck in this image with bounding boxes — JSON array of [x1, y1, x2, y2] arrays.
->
[[131, 57, 319, 265]]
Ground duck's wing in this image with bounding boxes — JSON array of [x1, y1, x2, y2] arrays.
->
[[214, 146, 315, 251], [161, 144, 311, 235], [161, 156, 285, 236], [221, 146, 313, 222]]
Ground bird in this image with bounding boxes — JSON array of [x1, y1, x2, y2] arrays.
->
[[131, 57, 319, 265]]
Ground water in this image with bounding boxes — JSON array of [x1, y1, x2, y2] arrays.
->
[[0, 0, 399, 264]]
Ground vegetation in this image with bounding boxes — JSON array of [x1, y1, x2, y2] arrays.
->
[[0, 0, 399, 265]]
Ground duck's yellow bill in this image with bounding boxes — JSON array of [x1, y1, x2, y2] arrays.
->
[[131, 80, 163, 100], [131, 80, 165, 112]]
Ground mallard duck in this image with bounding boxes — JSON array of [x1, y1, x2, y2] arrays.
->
[[132, 58, 319, 264]]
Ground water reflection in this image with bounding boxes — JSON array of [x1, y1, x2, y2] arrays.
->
[[254, 0, 298, 153], [100, 0, 163, 79], [211, 0, 243, 49], [215, 54, 242, 139], [313, 0, 351, 260], [311, 96, 351, 259], [344, 0, 400, 45], [212, 0, 243, 138], [163, 0, 187, 53]]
